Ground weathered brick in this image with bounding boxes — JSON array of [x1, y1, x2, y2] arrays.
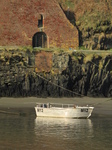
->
[[0, 0, 79, 49]]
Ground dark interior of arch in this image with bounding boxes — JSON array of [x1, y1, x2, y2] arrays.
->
[[32, 32, 47, 48], [38, 15, 43, 28]]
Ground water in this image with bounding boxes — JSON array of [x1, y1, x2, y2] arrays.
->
[[0, 114, 112, 150]]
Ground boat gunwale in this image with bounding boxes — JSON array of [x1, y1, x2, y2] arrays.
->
[[35, 103, 94, 109]]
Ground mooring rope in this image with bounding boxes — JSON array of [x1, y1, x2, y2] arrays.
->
[[36, 73, 85, 97], [34, 51, 100, 97], [2, 51, 111, 103], [35, 73, 112, 106], [93, 98, 112, 106]]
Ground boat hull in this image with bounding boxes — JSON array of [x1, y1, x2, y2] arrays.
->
[[35, 106, 94, 119]]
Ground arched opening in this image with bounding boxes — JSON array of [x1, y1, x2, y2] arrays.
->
[[32, 32, 47, 48]]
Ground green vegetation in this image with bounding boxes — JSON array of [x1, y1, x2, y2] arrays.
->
[[77, 46, 89, 50], [33, 47, 66, 53], [0, 46, 33, 51], [76, 11, 111, 32], [57, 0, 112, 50], [65, 0, 74, 9], [83, 54, 94, 64], [0, 46, 71, 55], [58, 0, 75, 9]]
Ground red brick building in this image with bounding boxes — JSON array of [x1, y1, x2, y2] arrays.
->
[[0, 0, 79, 49]]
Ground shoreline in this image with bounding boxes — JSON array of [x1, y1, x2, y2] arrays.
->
[[0, 97, 112, 117]]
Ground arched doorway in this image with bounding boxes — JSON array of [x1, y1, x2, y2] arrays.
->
[[32, 32, 47, 48]]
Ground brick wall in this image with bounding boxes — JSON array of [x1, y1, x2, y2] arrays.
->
[[0, 0, 79, 49], [35, 51, 52, 72]]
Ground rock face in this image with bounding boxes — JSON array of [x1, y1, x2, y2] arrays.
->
[[58, 0, 112, 50], [0, 49, 112, 97], [0, 0, 78, 49]]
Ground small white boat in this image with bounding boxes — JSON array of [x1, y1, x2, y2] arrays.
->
[[35, 103, 94, 119]]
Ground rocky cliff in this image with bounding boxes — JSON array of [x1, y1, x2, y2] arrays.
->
[[58, 0, 112, 50], [0, 48, 112, 97]]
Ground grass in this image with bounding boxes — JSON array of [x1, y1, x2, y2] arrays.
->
[[59, 0, 75, 10], [33, 47, 67, 54], [77, 46, 89, 50], [77, 11, 112, 33], [0, 46, 74, 59], [83, 54, 94, 64], [1, 46, 112, 55], [0, 46, 33, 51], [65, 0, 75, 9]]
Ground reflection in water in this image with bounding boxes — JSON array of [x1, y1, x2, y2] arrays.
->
[[0, 114, 112, 150], [35, 117, 93, 140]]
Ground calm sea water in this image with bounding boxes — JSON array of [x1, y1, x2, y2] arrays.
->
[[0, 114, 112, 150]]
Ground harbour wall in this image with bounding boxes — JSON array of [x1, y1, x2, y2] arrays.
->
[[0, 49, 112, 97]]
